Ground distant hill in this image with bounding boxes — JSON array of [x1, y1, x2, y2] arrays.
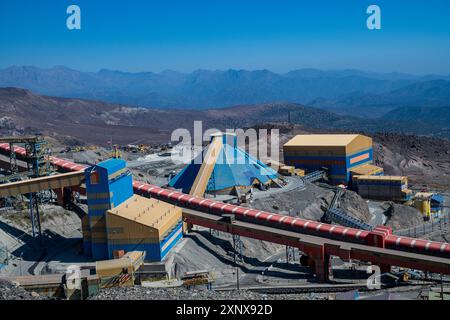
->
[[382, 105, 450, 123], [310, 80, 450, 118], [0, 87, 362, 145], [1, 88, 449, 145], [1, 66, 449, 109]]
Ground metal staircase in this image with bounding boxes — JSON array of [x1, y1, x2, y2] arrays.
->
[[303, 170, 326, 183], [324, 187, 373, 231], [325, 208, 373, 230]]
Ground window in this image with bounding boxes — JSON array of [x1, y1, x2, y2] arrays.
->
[[90, 171, 99, 184]]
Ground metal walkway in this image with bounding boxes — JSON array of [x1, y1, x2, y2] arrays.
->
[[325, 208, 373, 231], [329, 186, 344, 210], [324, 187, 373, 230], [189, 135, 223, 197], [0, 171, 85, 197], [303, 170, 326, 183], [183, 208, 450, 277]]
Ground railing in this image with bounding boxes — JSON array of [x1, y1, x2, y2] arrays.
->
[[325, 208, 373, 231], [329, 187, 344, 210], [393, 212, 450, 238], [322, 187, 373, 230], [303, 170, 326, 183]]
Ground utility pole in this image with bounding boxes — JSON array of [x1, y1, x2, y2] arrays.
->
[[19, 253, 23, 276], [236, 267, 240, 292]]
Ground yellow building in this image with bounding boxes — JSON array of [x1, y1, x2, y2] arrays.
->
[[283, 134, 379, 184], [353, 175, 412, 202], [105, 195, 182, 261]]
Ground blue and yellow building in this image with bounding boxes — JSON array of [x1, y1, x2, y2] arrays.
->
[[169, 133, 279, 194], [106, 195, 182, 261], [283, 134, 381, 185], [83, 158, 182, 261]]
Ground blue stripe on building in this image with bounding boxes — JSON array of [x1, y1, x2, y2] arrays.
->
[[107, 222, 183, 261], [84, 158, 183, 262], [285, 147, 373, 184]]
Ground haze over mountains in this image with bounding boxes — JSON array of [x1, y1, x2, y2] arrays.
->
[[309, 79, 450, 118], [1, 66, 449, 118]]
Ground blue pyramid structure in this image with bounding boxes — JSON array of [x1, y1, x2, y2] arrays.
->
[[169, 134, 279, 194]]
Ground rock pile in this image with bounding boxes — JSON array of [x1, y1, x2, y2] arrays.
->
[[0, 279, 45, 300], [89, 286, 323, 300]]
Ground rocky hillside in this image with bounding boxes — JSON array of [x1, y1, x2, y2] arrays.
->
[[2, 87, 450, 145], [0, 87, 363, 145], [1, 88, 449, 190], [372, 133, 450, 189]]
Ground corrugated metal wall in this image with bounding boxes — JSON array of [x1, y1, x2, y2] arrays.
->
[[84, 159, 133, 260], [283, 134, 373, 185], [354, 176, 407, 201]]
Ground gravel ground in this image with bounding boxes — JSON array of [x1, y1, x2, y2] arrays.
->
[[373, 133, 450, 190], [0, 204, 86, 277], [0, 279, 45, 300], [421, 224, 450, 243], [249, 182, 372, 224], [338, 189, 372, 223], [169, 229, 283, 286], [384, 202, 424, 230], [249, 182, 333, 221], [89, 286, 324, 300]]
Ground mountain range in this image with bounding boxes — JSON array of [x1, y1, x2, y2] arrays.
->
[[309, 80, 450, 118], [1, 66, 449, 115]]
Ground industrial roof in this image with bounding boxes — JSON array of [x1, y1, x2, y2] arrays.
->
[[431, 194, 444, 203], [96, 257, 133, 273], [284, 134, 362, 147], [169, 141, 278, 193], [354, 175, 406, 181], [108, 195, 180, 230], [349, 164, 383, 175], [94, 158, 126, 172]]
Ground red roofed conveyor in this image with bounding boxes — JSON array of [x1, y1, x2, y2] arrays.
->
[[1, 143, 449, 279]]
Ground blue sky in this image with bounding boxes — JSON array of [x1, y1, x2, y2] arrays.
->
[[0, 0, 449, 74]]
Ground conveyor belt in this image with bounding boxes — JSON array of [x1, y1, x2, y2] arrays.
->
[[189, 135, 223, 197], [0, 171, 85, 197], [0, 143, 449, 272], [183, 208, 450, 275]]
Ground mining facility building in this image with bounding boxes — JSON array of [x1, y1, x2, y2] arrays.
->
[[83, 158, 183, 261], [283, 134, 383, 185], [169, 132, 279, 195], [0, 136, 449, 296]]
